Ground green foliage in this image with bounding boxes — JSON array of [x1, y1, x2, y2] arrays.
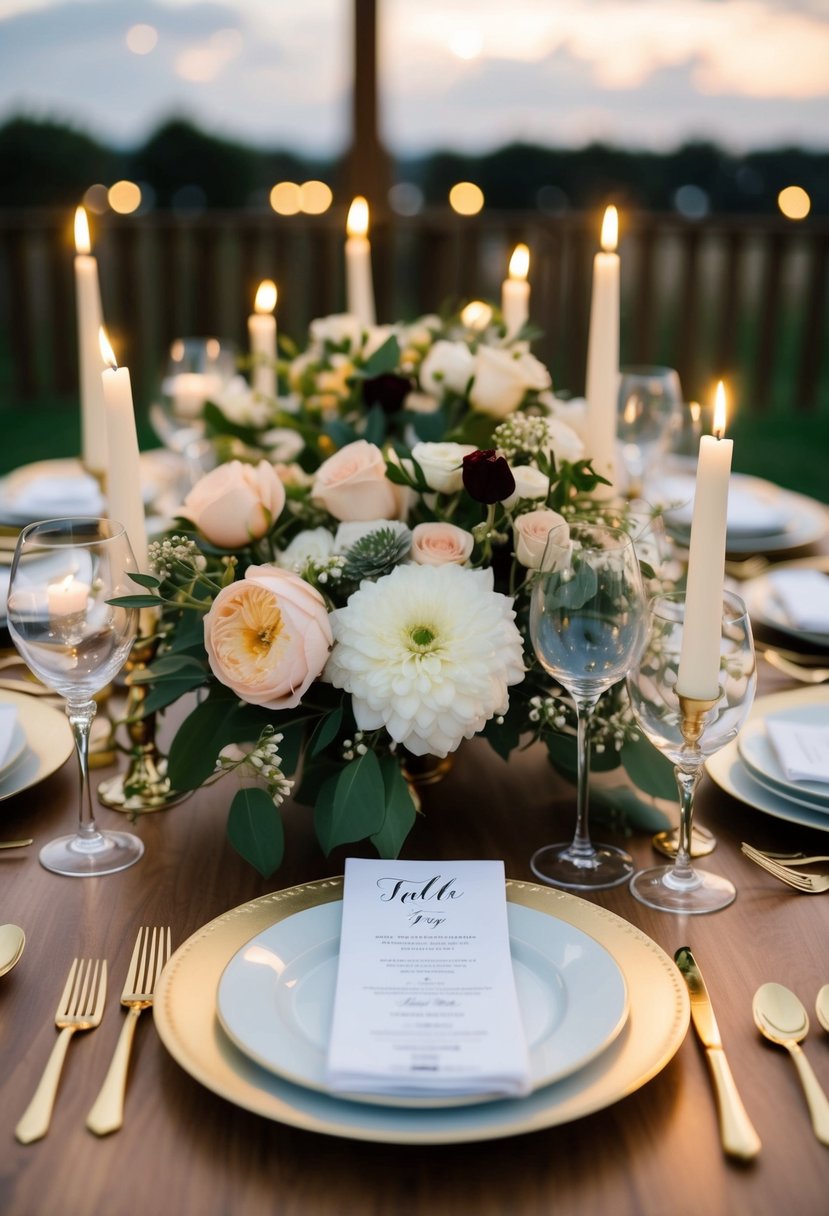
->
[[314, 750, 386, 855], [341, 525, 412, 583], [372, 759, 418, 858], [620, 734, 678, 801], [227, 787, 285, 877]]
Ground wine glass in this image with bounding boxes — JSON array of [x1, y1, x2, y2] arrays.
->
[[626, 591, 756, 913], [529, 521, 647, 889], [617, 366, 682, 496], [149, 337, 236, 488], [6, 518, 143, 877]]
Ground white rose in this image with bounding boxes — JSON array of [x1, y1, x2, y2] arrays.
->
[[334, 519, 412, 552], [418, 340, 475, 396], [503, 465, 550, 509], [544, 417, 585, 464], [277, 527, 335, 570], [513, 508, 568, 569], [403, 391, 441, 414], [411, 441, 476, 494], [410, 522, 474, 567], [538, 391, 588, 442], [309, 313, 363, 350], [214, 377, 271, 427], [263, 427, 305, 463], [469, 346, 552, 418], [399, 315, 441, 349]]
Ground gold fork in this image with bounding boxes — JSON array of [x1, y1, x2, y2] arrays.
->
[[761, 651, 829, 685], [86, 926, 171, 1136], [741, 844, 829, 894], [748, 849, 829, 867], [15, 958, 107, 1144]]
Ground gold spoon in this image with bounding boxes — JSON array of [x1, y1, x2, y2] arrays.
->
[[753, 982, 829, 1145], [816, 985, 829, 1034], [0, 838, 33, 850], [0, 923, 25, 977]]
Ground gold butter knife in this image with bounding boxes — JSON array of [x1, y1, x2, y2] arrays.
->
[[675, 946, 761, 1161]]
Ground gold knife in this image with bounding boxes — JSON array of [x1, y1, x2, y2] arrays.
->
[[675, 946, 761, 1161]]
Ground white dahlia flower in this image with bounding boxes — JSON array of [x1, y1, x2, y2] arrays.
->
[[325, 564, 525, 757]]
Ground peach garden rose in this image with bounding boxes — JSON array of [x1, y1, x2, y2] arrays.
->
[[204, 566, 333, 711], [182, 460, 286, 549], [410, 522, 474, 566], [310, 439, 398, 522]]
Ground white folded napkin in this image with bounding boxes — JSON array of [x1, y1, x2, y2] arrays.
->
[[766, 718, 829, 786], [0, 704, 18, 768], [5, 470, 103, 518], [769, 569, 829, 635], [656, 475, 788, 537], [325, 858, 531, 1098]]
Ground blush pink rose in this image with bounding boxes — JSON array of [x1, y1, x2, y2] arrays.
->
[[204, 566, 333, 711], [410, 522, 474, 567], [182, 460, 285, 549], [311, 439, 397, 522], [513, 508, 568, 569]]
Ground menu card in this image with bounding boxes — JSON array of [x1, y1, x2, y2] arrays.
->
[[767, 719, 829, 785], [325, 858, 531, 1097]]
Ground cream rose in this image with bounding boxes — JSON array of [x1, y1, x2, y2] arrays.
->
[[410, 522, 474, 567], [277, 528, 335, 571], [410, 441, 476, 494], [204, 566, 332, 711], [503, 465, 550, 509], [469, 346, 552, 418], [311, 439, 397, 522], [214, 376, 271, 427], [545, 417, 585, 464], [513, 508, 569, 569], [182, 460, 286, 549], [309, 313, 363, 350], [418, 340, 475, 397]]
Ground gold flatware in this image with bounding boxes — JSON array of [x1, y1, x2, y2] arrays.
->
[[0, 838, 33, 849], [726, 554, 829, 581], [753, 982, 829, 1146], [674, 947, 761, 1160], [0, 923, 25, 976], [86, 926, 171, 1136], [745, 848, 829, 867], [816, 986, 829, 1034], [760, 650, 829, 684], [15, 957, 107, 1144], [740, 845, 829, 893]]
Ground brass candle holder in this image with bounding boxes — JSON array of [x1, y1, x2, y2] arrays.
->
[[97, 608, 189, 814], [652, 692, 718, 859]]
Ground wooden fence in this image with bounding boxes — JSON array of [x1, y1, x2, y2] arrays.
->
[[1, 208, 827, 413]]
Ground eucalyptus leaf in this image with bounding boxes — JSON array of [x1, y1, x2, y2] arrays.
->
[[128, 572, 160, 590], [371, 758, 418, 859], [621, 734, 678, 801], [406, 407, 448, 444], [363, 402, 387, 446], [546, 730, 622, 777], [590, 786, 671, 833], [310, 705, 344, 758], [483, 712, 522, 761], [107, 594, 162, 609], [227, 787, 285, 877], [540, 563, 598, 613], [360, 333, 400, 377], [315, 751, 385, 854]]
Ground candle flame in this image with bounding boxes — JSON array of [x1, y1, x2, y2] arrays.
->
[[508, 243, 529, 281], [623, 398, 638, 426], [347, 196, 369, 238], [99, 326, 118, 370], [460, 300, 493, 330], [689, 401, 701, 424], [713, 381, 727, 438], [601, 205, 618, 252], [53, 574, 75, 596], [74, 206, 91, 255], [254, 279, 277, 313]]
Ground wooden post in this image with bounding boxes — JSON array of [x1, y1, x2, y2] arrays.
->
[[345, 0, 391, 215]]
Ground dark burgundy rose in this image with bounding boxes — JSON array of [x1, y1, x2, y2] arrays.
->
[[361, 373, 412, 414], [462, 449, 516, 504]]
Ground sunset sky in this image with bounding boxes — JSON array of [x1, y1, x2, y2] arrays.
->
[[0, 0, 827, 153]]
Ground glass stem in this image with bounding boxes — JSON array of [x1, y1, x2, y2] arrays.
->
[[571, 693, 601, 857], [67, 700, 101, 842], [671, 762, 703, 884]]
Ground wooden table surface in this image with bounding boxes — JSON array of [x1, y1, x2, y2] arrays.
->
[[1, 667, 828, 1216]]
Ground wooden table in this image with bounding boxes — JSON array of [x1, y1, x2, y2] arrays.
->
[[2, 668, 828, 1216]]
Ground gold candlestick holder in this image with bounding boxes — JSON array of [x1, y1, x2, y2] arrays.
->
[[97, 608, 189, 814], [652, 692, 718, 859]]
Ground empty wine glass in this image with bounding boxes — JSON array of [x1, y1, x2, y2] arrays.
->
[[617, 366, 682, 496], [7, 518, 143, 876], [529, 521, 647, 889], [150, 337, 236, 487], [626, 591, 756, 913]]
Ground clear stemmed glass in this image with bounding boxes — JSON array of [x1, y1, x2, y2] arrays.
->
[[617, 366, 682, 496], [529, 521, 647, 889], [6, 517, 143, 877], [626, 591, 756, 913], [149, 337, 236, 488]]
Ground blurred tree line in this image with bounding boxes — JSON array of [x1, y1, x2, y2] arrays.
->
[[0, 115, 826, 215]]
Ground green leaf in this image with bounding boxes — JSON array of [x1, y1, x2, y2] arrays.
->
[[371, 758, 418, 858], [166, 691, 242, 789], [140, 674, 206, 716], [363, 402, 387, 446], [167, 609, 207, 655], [294, 756, 342, 806], [108, 594, 161, 609], [204, 400, 260, 446], [130, 654, 205, 684], [545, 730, 621, 777], [483, 711, 521, 761], [323, 418, 358, 450], [590, 786, 671, 833], [129, 571, 160, 589], [541, 563, 599, 613], [310, 704, 344, 758], [406, 407, 448, 443], [454, 412, 496, 449], [621, 735, 678, 801], [360, 334, 400, 377], [314, 750, 385, 855], [227, 787, 285, 877]]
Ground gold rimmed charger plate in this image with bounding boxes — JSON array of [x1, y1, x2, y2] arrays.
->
[[153, 878, 689, 1144], [0, 689, 74, 803]]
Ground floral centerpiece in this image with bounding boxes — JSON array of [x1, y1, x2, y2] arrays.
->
[[125, 309, 675, 875]]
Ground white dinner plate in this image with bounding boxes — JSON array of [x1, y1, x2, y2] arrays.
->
[[0, 717, 27, 781], [0, 690, 74, 803], [0, 459, 104, 526], [738, 710, 829, 809], [217, 901, 629, 1108], [154, 879, 689, 1145], [706, 687, 829, 832], [743, 566, 829, 650], [654, 473, 827, 555]]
